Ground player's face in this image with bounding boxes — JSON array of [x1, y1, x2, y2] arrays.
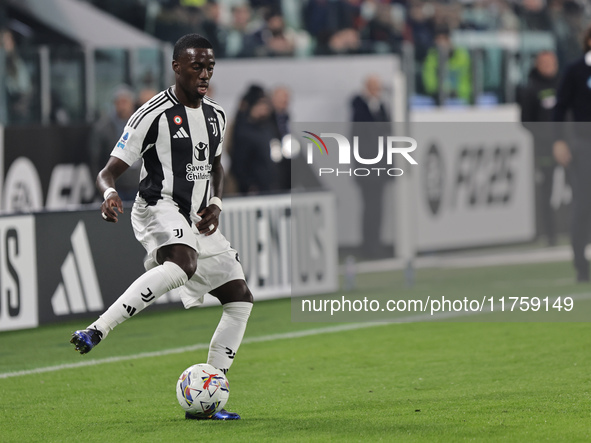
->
[[173, 48, 215, 102]]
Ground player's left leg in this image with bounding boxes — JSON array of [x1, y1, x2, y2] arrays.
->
[[207, 279, 253, 374], [186, 279, 253, 421]]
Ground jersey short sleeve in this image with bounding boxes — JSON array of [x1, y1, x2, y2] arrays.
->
[[109, 123, 145, 166], [110, 90, 174, 166]]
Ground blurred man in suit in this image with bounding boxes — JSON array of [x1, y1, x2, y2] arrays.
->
[[553, 26, 591, 282], [520, 50, 559, 246], [351, 74, 390, 259]]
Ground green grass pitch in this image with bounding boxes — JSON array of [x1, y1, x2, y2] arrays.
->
[[1, 260, 591, 442]]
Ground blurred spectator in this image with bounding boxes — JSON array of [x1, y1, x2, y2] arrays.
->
[[137, 87, 158, 108], [231, 84, 280, 194], [460, 0, 519, 31], [226, 4, 257, 57], [337, 0, 363, 31], [304, 0, 334, 46], [422, 28, 472, 104], [495, 0, 520, 31], [181, 0, 208, 6], [351, 74, 390, 259], [406, 1, 435, 62], [352, 74, 389, 122], [304, 0, 361, 54], [549, 0, 588, 71], [90, 0, 147, 31], [517, 0, 552, 31], [461, 0, 493, 31], [201, 1, 227, 57], [271, 85, 291, 190], [155, 2, 204, 43], [1, 29, 32, 125], [245, 8, 296, 57], [78, 0, 590, 65], [89, 85, 139, 201], [363, 3, 405, 54], [249, 0, 281, 11], [324, 28, 362, 55], [432, 2, 462, 33], [457, 0, 516, 31], [552, 26, 591, 282], [519, 50, 560, 246]]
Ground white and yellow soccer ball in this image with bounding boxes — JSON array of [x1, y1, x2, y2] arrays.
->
[[176, 363, 230, 417]]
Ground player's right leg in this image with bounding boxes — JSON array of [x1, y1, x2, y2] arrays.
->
[[71, 200, 198, 354], [71, 245, 195, 354]]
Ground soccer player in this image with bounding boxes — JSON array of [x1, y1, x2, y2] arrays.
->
[[70, 34, 253, 420]]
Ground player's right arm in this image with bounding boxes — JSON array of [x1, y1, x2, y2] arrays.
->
[[97, 157, 129, 223], [99, 98, 164, 222]]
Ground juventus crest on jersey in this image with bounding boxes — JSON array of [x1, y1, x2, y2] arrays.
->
[[111, 87, 226, 224]]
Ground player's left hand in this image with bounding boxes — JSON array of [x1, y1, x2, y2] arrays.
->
[[196, 204, 221, 236]]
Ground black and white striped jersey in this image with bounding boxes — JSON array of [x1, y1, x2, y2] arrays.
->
[[111, 86, 226, 224]]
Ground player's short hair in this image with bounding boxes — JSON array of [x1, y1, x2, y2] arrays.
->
[[173, 34, 213, 60]]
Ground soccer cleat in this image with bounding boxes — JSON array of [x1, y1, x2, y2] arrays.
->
[[70, 327, 103, 354], [185, 409, 241, 420]]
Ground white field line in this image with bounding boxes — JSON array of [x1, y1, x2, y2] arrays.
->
[[0, 323, 385, 380], [2, 292, 591, 380], [345, 245, 575, 275]]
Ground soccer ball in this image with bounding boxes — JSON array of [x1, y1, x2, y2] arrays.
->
[[176, 363, 230, 417]]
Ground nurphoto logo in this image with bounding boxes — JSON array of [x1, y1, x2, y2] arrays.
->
[[303, 131, 418, 177]]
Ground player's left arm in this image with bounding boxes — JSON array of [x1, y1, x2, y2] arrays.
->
[[209, 154, 224, 202], [196, 155, 224, 236]]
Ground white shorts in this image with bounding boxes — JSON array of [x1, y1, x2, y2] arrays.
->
[[131, 198, 245, 308]]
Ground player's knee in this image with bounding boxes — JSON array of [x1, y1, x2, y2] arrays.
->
[[157, 245, 197, 279], [213, 280, 253, 304], [164, 258, 196, 280], [236, 281, 253, 303], [178, 259, 196, 280]]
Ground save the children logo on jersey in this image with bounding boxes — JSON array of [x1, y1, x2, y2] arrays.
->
[[186, 163, 212, 181], [194, 142, 209, 161], [187, 143, 212, 181]]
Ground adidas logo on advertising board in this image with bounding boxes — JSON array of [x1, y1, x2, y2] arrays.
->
[[51, 221, 104, 315]]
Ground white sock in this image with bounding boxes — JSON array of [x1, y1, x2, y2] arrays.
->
[[207, 302, 253, 374], [89, 261, 188, 338]]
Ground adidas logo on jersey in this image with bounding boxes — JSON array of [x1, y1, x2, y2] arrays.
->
[[173, 127, 189, 139]]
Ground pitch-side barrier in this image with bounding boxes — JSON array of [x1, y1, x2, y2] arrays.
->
[[0, 192, 338, 331]]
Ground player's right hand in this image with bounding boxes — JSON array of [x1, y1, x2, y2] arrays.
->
[[101, 192, 124, 223]]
